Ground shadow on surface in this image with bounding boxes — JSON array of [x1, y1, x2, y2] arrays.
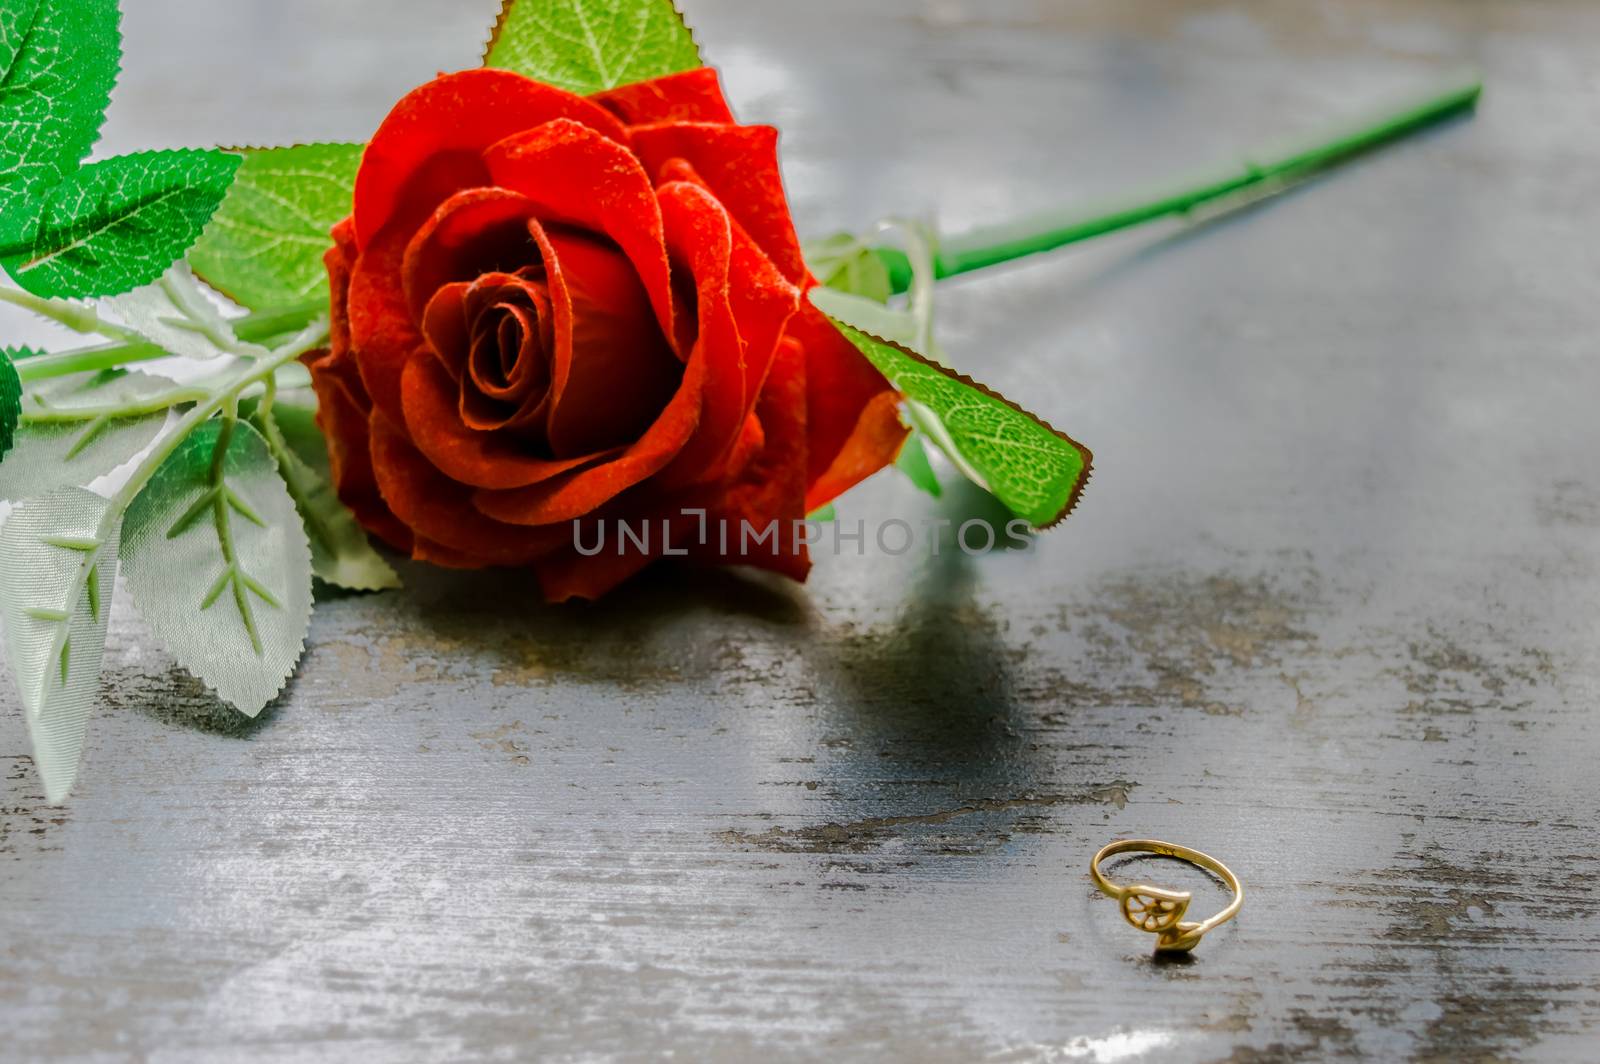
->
[[101, 663, 283, 737], [315, 557, 819, 694], [805, 501, 1047, 797]]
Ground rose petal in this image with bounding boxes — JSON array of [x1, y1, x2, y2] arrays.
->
[[629, 121, 808, 284], [468, 300, 542, 402], [400, 351, 614, 490], [347, 220, 425, 426], [471, 328, 707, 526], [643, 152, 903, 501], [326, 217, 359, 356], [539, 227, 682, 458], [369, 410, 572, 564], [402, 187, 543, 321], [422, 269, 553, 424], [533, 495, 735, 603], [786, 301, 908, 507], [459, 298, 553, 433], [531, 517, 668, 603], [482, 119, 679, 351], [591, 67, 736, 126], [410, 536, 483, 570], [420, 282, 471, 376], [690, 335, 810, 581], [652, 180, 798, 490], [721, 411, 766, 482], [305, 348, 413, 553], [353, 68, 625, 247], [804, 389, 908, 513]]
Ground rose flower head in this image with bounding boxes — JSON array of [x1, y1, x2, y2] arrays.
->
[[307, 66, 907, 600]]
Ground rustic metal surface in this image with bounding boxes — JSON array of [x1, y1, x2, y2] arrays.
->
[[4, 0, 1599, 1060]]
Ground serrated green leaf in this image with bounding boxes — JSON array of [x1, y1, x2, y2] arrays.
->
[[0, 345, 25, 457], [0, 369, 192, 501], [188, 142, 362, 311], [1, 148, 241, 298], [811, 289, 1092, 529], [251, 396, 400, 592], [483, 0, 701, 95], [0, 0, 41, 79], [0, 0, 120, 244], [121, 416, 312, 714], [0, 485, 119, 802]]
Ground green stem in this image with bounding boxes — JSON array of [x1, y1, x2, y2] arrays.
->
[[21, 387, 211, 424], [0, 287, 145, 345], [110, 319, 328, 513], [13, 298, 325, 383], [158, 269, 255, 357], [200, 406, 269, 655], [877, 75, 1482, 293]]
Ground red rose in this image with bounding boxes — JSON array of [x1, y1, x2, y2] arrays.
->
[[305, 66, 907, 600]]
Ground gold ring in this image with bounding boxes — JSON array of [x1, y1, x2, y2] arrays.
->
[[1090, 839, 1243, 953]]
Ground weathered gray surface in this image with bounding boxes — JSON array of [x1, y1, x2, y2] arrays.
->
[[3, 0, 1599, 1060]]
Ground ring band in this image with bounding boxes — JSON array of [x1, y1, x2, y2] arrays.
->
[[1090, 839, 1243, 953]]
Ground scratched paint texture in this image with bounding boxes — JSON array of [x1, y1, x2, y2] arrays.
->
[[3, 0, 1599, 1061]]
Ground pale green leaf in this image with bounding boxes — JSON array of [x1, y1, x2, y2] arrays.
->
[[806, 233, 894, 304], [1, 149, 241, 298], [483, 0, 701, 94], [251, 396, 400, 592], [0, 486, 119, 802], [0, 345, 24, 457], [188, 142, 362, 311], [100, 260, 266, 361], [811, 289, 1092, 529], [120, 417, 313, 714], [0, 369, 193, 501], [0, 0, 120, 244], [810, 285, 918, 348]]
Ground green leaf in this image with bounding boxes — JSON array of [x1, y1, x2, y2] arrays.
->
[[250, 396, 400, 592], [806, 233, 894, 304], [0, 345, 25, 458], [811, 289, 1092, 529], [0, 0, 41, 74], [0, 0, 121, 244], [0, 148, 241, 298], [0, 486, 119, 802], [101, 260, 267, 361], [895, 432, 942, 498], [483, 0, 701, 95], [811, 283, 919, 348], [0, 369, 192, 502], [188, 142, 362, 311], [120, 416, 313, 714]]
